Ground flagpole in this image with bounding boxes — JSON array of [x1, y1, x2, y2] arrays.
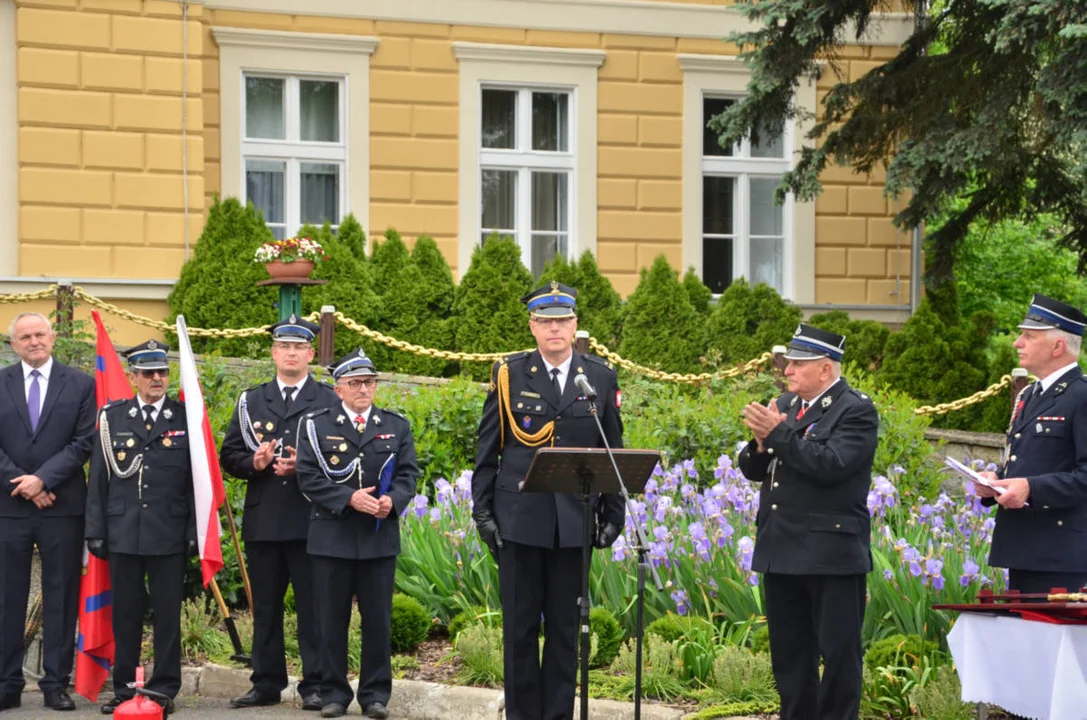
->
[[209, 577, 251, 666], [221, 500, 254, 615]]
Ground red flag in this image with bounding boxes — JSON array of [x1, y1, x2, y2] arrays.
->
[[175, 315, 225, 585], [76, 310, 130, 701]]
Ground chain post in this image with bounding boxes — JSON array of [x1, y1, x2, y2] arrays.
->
[[771, 345, 787, 392], [54, 282, 75, 341], [318, 305, 336, 367], [1010, 367, 1030, 414], [574, 330, 590, 356]]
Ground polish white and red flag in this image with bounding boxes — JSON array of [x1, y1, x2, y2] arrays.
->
[[176, 315, 225, 585]]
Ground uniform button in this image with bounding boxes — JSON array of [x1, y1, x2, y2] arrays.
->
[[767, 448, 774, 455], [360, 453, 364, 458], [772, 482, 779, 488], [142, 503, 148, 509], [1058, 520, 1064, 527], [771, 504, 778, 511], [835, 523, 841, 529], [1014, 433, 1021, 439], [1044, 505, 1050, 510], [555, 436, 561, 442], [282, 481, 288, 486], [1010, 455, 1017, 462], [142, 484, 148, 489]]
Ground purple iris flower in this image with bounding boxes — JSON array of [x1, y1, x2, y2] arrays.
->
[[688, 522, 711, 561], [883, 569, 894, 581], [429, 507, 442, 522], [654, 496, 672, 523], [671, 589, 689, 615], [435, 478, 453, 506], [960, 558, 980, 586], [612, 533, 628, 562], [411, 494, 429, 518]]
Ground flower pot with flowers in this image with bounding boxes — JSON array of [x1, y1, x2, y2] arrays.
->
[[254, 236, 328, 279]]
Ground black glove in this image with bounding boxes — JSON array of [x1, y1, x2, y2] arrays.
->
[[87, 539, 108, 560], [187, 539, 199, 558], [473, 513, 504, 563], [594, 521, 622, 549]]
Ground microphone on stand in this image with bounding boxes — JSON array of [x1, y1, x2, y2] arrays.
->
[[573, 373, 597, 400]]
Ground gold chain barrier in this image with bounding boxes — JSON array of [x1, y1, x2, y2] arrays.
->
[[913, 374, 1014, 417], [0, 285, 1025, 408], [0, 286, 59, 304], [589, 337, 772, 384]]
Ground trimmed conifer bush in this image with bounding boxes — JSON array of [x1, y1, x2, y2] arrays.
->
[[167, 197, 278, 357], [877, 301, 991, 431], [337, 214, 368, 260], [619, 255, 705, 373], [302, 219, 381, 360], [705, 279, 801, 366], [538, 252, 622, 349], [371, 228, 411, 291], [451, 235, 535, 381], [589, 606, 625, 668], [807, 309, 889, 371], [682, 267, 713, 315]]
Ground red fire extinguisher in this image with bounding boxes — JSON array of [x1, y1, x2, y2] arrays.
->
[[114, 667, 170, 719]]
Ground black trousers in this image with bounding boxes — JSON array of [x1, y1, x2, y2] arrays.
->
[[763, 572, 866, 720], [311, 554, 396, 710], [1008, 568, 1087, 597], [498, 541, 582, 720], [109, 553, 186, 700], [0, 515, 83, 694], [246, 540, 320, 697]]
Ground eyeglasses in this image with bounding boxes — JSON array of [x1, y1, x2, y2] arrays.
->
[[341, 378, 377, 390], [531, 317, 575, 327], [272, 342, 312, 352], [136, 369, 169, 378]]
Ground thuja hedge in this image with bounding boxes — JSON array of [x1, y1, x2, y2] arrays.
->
[[166, 197, 1019, 431]]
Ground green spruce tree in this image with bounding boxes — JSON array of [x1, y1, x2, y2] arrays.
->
[[371, 228, 411, 291], [706, 279, 801, 365], [682, 267, 713, 316], [304, 222, 381, 361], [452, 235, 534, 381], [619, 255, 705, 373], [337, 214, 368, 261], [167, 197, 277, 357]]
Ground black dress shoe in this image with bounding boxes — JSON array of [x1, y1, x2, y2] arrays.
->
[[0, 691, 20, 710], [43, 688, 76, 711], [100, 696, 129, 715], [152, 696, 175, 716], [230, 688, 280, 708], [320, 703, 346, 718], [301, 693, 322, 711], [362, 702, 389, 719]]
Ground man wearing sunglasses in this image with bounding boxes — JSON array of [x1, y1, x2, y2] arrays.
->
[[85, 340, 195, 715], [296, 348, 419, 720], [220, 316, 336, 712]]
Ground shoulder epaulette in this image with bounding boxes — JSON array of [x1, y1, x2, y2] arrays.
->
[[583, 354, 615, 371], [305, 407, 331, 419], [503, 351, 531, 365], [101, 399, 129, 412], [848, 387, 873, 402], [377, 408, 407, 422]]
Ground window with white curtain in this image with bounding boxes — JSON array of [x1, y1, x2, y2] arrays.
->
[[701, 95, 791, 295], [479, 86, 573, 277], [243, 74, 345, 239]]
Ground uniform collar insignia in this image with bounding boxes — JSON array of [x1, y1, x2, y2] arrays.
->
[[372, 414, 382, 426], [162, 408, 173, 420], [128, 406, 138, 418], [336, 414, 345, 425], [821, 396, 833, 409], [789, 396, 797, 407], [1055, 381, 1068, 395]]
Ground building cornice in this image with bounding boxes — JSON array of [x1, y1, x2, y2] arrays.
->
[[211, 26, 380, 53], [453, 42, 605, 67], [204, 0, 913, 46]]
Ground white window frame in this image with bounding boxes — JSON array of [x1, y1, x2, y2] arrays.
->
[[680, 54, 817, 303], [242, 73, 347, 237], [455, 42, 604, 278], [478, 84, 575, 273], [214, 27, 378, 240]]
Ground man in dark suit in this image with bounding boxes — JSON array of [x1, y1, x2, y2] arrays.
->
[[221, 316, 335, 711], [295, 348, 419, 720], [85, 340, 196, 715], [975, 294, 1087, 595], [739, 324, 879, 720], [0, 311, 95, 712], [471, 282, 625, 720]]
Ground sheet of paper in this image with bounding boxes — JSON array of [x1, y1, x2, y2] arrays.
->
[[945, 456, 1006, 495]]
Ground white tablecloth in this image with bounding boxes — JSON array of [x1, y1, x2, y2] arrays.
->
[[947, 613, 1087, 720]]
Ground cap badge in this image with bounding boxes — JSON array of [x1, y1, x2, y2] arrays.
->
[[289, 313, 298, 323], [550, 280, 560, 294], [148, 340, 158, 350]]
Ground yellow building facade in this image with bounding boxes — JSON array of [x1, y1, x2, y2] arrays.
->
[[1, 0, 916, 344]]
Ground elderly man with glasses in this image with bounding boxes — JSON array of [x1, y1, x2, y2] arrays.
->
[[295, 348, 419, 720], [86, 340, 197, 715], [220, 316, 337, 712]]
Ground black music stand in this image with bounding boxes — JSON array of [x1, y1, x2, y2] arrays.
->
[[522, 447, 660, 720]]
